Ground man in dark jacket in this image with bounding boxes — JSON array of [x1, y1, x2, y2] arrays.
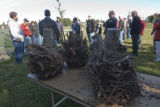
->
[[86, 16, 96, 44], [103, 11, 118, 35], [130, 11, 142, 56], [39, 10, 60, 47], [72, 17, 80, 35]]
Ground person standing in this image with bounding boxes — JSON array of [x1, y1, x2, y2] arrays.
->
[[7, 11, 24, 64], [151, 15, 160, 49], [130, 11, 142, 56], [72, 17, 80, 35], [86, 15, 96, 44], [39, 10, 60, 47], [119, 16, 125, 45], [56, 17, 64, 41], [103, 10, 119, 35], [30, 21, 40, 45], [139, 17, 146, 48], [153, 14, 160, 62], [126, 15, 132, 39], [21, 18, 32, 56]]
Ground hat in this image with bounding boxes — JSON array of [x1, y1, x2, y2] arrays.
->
[[57, 17, 60, 19], [109, 10, 115, 15], [24, 18, 29, 22], [45, 9, 51, 16], [73, 17, 77, 21]]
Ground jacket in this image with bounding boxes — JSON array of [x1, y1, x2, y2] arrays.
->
[[154, 22, 160, 41], [103, 17, 119, 34], [29, 24, 39, 36], [21, 23, 32, 37], [96, 24, 102, 34], [140, 20, 146, 36], [86, 19, 96, 33], [130, 16, 142, 35], [119, 20, 125, 31], [73, 21, 80, 35], [56, 21, 64, 34], [7, 19, 24, 42], [127, 19, 132, 28], [39, 17, 60, 40]]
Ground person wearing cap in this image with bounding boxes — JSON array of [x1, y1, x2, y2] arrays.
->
[[56, 17, 64, 41], [103, 10, 119, 35], [30, 21, 40, 45], [130, 11, 142, 56], [86, 15, 96, 44], [7, 11, 24, 63], [153, 14, 160, 62], [21, 18, 32, 55], [72, 17, 80, 35], [39, 9, 60, 47]]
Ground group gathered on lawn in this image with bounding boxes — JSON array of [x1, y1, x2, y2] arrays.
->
[[7, 9, 160, 64]]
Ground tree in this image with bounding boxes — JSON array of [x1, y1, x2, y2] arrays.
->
[[56, 0, 65, 20], [62, 18, 72, 26], [146, 15, 154, 23], [146, 13, 159, 23]]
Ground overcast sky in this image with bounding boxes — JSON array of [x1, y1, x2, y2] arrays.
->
[[0, 0, 160, 24]]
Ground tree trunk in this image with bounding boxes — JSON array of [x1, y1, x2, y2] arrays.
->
[[104, 28, 120, 51]]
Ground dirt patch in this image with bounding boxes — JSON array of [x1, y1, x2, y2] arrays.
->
[[127, 73, 160, 107]]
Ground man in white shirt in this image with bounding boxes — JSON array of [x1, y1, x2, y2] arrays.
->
[[8, 11, 24, 64]]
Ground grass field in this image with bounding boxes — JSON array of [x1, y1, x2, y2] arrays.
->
[[0, 23, 160, 107]]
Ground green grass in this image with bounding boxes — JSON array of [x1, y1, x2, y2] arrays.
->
[[0, 24, 160, 107], [124, 26, 160, 77], [0, 56, 84, 107]]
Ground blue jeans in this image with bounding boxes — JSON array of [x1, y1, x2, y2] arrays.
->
[[31, 35, 40, 45], [39, 35, 43, 45], [123, 30, 126, 40], [132, 34, 140, 56], [24, 36, 31, 55], [90, 33, 95, 44], [120, 31, 124, 45], [127, 28, 131, 39], [87, 33, 91, 43], [54, 40, 58, 47], [87, 33, 95, 44], [138, 35, 142, 49], [13, 41, 24, 63]]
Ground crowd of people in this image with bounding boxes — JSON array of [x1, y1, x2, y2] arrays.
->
[[7, 9, 160, 63]]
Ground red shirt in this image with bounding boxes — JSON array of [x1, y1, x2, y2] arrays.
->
[[154, 22, 160, 41], [21, 23, 32, 37], [140, 20, 146, 36]]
